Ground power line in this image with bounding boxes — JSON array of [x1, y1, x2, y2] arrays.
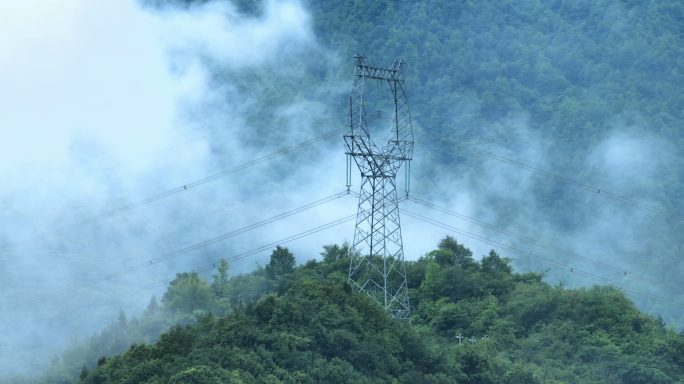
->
[[8, 201, 681, 336], [3, 128, 344, 250], [0, 213, 357, 337], [401, 209, 684, 311], [409, 196, 684, 297], [2, 191, 352, 314], [355, 190, 684, 298], [416, 127, 673, 218]]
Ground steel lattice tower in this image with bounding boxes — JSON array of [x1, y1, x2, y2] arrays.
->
[[344, 53, 414, 321]]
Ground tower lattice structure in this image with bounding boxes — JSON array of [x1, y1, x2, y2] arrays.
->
[[344, 53, 414, 321]]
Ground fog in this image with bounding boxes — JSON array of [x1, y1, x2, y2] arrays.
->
[[0, 0, 353, 377], [1, 0, 683, 379], [410, 110, 684, 325]]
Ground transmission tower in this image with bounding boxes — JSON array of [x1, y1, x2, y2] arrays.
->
[[344, 53, 414, 321]]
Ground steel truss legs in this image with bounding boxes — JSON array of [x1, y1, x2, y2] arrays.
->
[[344, 54, 413, 322], [349, 175, 410, 321]]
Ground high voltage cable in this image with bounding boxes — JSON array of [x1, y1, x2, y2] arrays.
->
[[2, 128, 344, 250], [416, 127, 673, 218], [400, 209, 684, 310], [0, 213, 357, 337], [2, 191, 351, 314], [409, 196, 684, 297], [352, 190, 681, 296], [8, 203, 683, 335]]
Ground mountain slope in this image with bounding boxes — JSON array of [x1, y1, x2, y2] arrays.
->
[[140, 0, 684, 325]]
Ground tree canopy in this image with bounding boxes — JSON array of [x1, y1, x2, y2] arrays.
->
[[27, 238, 684, 384]]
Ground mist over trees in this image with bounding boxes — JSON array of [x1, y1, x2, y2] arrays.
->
[[144, 0, 684, 324], [35, 239, 684, 383], [5, 0, 684, 382]]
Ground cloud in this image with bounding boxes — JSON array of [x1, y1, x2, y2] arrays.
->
[[159, 0, 314, 70], [0, 0, 379, 379]]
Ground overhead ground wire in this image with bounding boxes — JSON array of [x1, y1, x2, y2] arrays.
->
[[309, 191, 684, 311], [3, 128, 344, 250], [409, 196, 684, 296], [2, 190, 351, 314], [0, 212, 358, 337], [401, 209, 684, 310], [8, 192, 684, 335]]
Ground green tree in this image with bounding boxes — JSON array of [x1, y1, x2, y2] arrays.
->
[[211, 259, 231, 298], [320, 241, 358, 263], [421, 261, 442, 301], [143, 296, 158, 317], [320, 244, 343, 263], [266, 246, 295, 278], [162, 273, 215, 315], [437, 236, 476, 268], [480, 250, 512, 276], [169, 366, 252, 384], [430, 249, 456, 267]]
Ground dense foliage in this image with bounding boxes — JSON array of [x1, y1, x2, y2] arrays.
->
[[142, 0, 684, 324], [21, 0, 684, 382], [34, 239, 684, 383]]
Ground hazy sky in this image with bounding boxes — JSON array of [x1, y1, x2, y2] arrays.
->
[[2, 0, 682, 379], [0, 0, 183, 172], [0, 0, 453, 376]]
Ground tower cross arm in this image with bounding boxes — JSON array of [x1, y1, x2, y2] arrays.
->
[[344, 152, 410, 161], [355, 65, 404, 81]]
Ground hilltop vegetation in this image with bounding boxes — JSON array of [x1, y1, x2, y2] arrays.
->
[[141, 0, 684, 324], [32, 238, 684, 383], [18, 0, 684, 382]]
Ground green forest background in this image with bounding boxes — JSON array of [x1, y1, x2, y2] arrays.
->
[[10, 0, 684, 382], [206, 0, 684, 325]]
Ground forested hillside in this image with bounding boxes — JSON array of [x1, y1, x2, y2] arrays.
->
[[138, 0, 684, 326], [139, 0, 684, 325], [16, 0, 684, 382], [40, 239, 684, 383]]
